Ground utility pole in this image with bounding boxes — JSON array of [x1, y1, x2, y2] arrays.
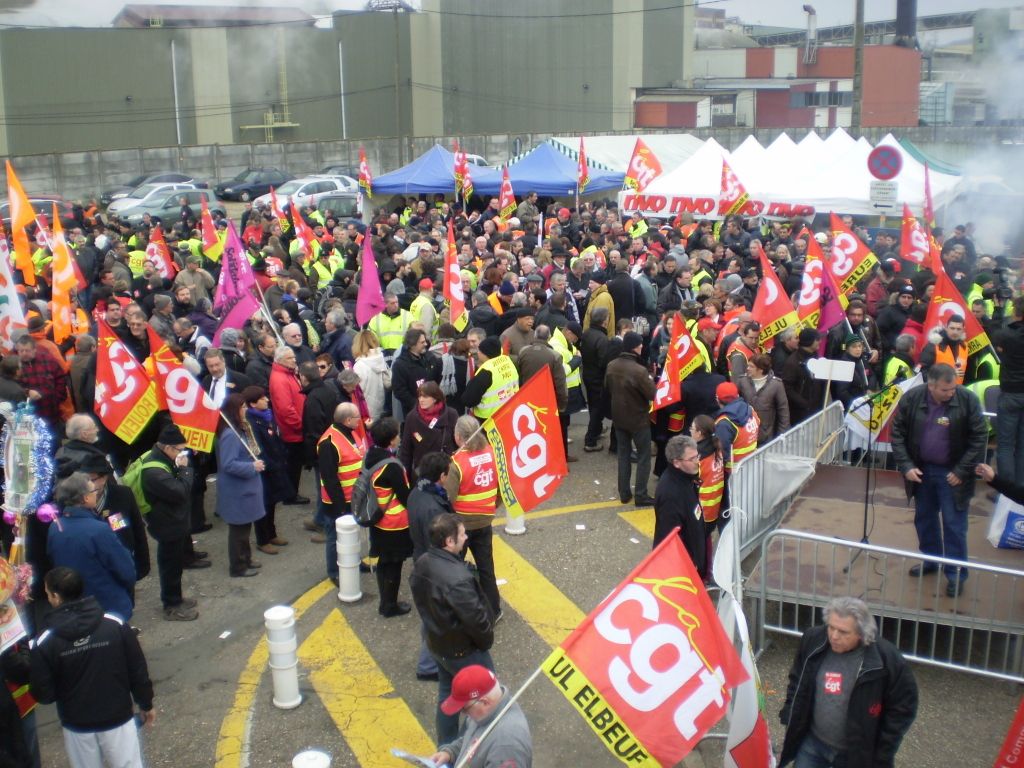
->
[[393, 7, 402, 165], [851, 0, 865, 128]]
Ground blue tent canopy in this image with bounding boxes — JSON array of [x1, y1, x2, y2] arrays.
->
[[371, 145, 500, 195], [474, 143, 625, 197]]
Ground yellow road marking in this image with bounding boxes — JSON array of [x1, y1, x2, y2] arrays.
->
[[618, 508, 655, 540], [215, 579, 334, 768], [491, 537, 587, 648], [492, 498, 626, 527], [298, 609, 436, 767]]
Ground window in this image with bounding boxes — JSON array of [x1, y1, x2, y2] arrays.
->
[[789, 90, 852, 108]]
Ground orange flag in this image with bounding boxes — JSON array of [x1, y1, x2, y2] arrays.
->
[[828, 212, 878, 295], [624, 138, 663, 193], [718, 159, 750, 216], [499, 168, 516, 223], [200, 196, 221, 259], [653, 316, 705, 410], [5, 161, 36, 285], [577, 135, 590, 194], [50, 209, 78, 344], [146, 225, 178, 278], [924, 265, 992, 357], [899, 203, 928, 266], [443, 220, 467, 331], [95, 320, 159, 443], [751, 240, 798, 347]]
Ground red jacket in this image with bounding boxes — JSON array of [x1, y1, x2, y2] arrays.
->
[[902, 318, 926, 364], [269, 363, 306, 443]]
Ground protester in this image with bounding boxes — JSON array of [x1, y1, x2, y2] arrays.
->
[[399, 382, 458, 477], [352, 329, 390, 421], [782, 328, 825, 425], [735, 353, 790, 444], [993, 296, 1024, 485], [605, 331, 655, 506], [391, 328, 441, 421], [653, 436, 707, 580], [779, 596, 918, 767], [217, 393, 267, 577], [317, 402, 367, 585], [244, 386, 293, 555], [268, 344, 309, 506]]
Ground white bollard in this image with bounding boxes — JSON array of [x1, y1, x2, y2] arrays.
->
[[336, 515, 363, 602], [264, 606, 302, 710], [292, 750, 331, 768], [504, 513, 526, 535]]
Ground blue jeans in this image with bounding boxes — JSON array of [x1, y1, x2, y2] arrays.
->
[[312, 468, 337, 579], [418, 622, 438, 676], [914, 463, 969, 582], [996, 392, 1024, 487], [793, 732, 839, 768], [431, 649, 494, 745]]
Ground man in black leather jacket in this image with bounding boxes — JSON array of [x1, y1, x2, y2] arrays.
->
[[409, 512, 494, 745]]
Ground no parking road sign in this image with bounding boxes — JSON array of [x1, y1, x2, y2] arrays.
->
[[867, 146, 903, 181]]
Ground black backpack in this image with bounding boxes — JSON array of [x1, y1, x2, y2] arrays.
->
[[349, 457, 402, 527]]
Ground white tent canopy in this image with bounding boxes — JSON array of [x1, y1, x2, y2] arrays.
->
[[619, 127, 964, 220], [548, 134, 707, 175]]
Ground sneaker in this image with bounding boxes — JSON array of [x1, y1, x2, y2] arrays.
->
[[584, 444, 603, 452], [256, 543, 279, 555], [163, 605, 199, 621], [310, 533, 327, 543], [184, 559, 212, 570], [494, 610, 504, 624], [179, 597, 198, 609], [270, 537, 289, 546], [303, 519, 323, 533]]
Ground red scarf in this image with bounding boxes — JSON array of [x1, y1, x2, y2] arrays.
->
[[417, 400, 444, 424]]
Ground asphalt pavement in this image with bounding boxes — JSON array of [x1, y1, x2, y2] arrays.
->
[[28, 416, 1023, 768]]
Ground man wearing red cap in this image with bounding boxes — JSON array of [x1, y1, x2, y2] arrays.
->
[[410, 278, 438, 341], [713, 381, 760, 473], [429, 665, 532, 768]]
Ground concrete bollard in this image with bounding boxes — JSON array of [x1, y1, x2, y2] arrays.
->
[[292, 750, 331, 768], [504, 513, 526, 535], [336, 515, 363, 602], [264, 606, 302, 710]]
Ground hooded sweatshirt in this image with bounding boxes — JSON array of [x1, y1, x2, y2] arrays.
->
[[353, 347, 391, 421], [714, 398, 755, 466]]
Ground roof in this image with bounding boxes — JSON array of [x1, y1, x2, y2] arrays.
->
[[112, 4, 316, 28]]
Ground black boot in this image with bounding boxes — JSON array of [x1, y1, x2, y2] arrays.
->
[[375, 567, 387, 613], [380, 576, 411, 618]]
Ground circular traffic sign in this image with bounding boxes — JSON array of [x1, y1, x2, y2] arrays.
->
[[867, 146, 903, 181]]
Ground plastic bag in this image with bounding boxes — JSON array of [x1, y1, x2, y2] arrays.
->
[[986, 494, 1024, 549]]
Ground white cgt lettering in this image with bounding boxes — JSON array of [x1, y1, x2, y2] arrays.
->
[[609, 623, 703, 712]]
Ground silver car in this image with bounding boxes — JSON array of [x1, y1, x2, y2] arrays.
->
[[106, 183, 196, 214], [118, 188, 224, 224]]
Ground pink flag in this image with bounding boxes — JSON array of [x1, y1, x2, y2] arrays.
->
[[213, 290, 262, 347], [355, 229, 385, 327], [817, 257, 848, 338], [213, 220, 256, 313]]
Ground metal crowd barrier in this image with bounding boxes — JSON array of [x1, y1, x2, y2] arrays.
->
[[756, 530, 1024, 683], [728, 401, 846, 559]]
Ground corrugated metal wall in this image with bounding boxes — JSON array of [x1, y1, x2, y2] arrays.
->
[[862, 47, 921, 127]]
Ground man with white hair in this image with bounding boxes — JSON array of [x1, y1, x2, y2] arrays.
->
[[778, 596, 918, 767], [282, 322, 316, 366], [55, 414, 107, 477]]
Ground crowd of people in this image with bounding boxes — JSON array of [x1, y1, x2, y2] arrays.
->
[[0, 187, 1021, 768]]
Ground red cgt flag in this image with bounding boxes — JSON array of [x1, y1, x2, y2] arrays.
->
[[924, 265, 992, 357], [543, 531, 748, 768], [453, 139, 465, 199], [923, 162, 936, 228], [751, 241, 798, 347], [146, 225, 178, 279], [499, 167, 516, 223], [358, 145, 373, 198], [624, 138, 663, 194], [828, 212, 878, 295], [899, 203, 928, 266], [654, 317, 704, 411], [146, 326, 221, 452], [718, 159, 750, 217], [578, 135, 591, 194], [201, 196, 221, 259], [95, 320, 159, 444], [443, 220, 467, 331], [481, 365, 567, 518]]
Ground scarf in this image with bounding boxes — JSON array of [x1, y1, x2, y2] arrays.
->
[[417, 400, 444, 423], [248, 406, 274, 423], [751, 374, 768, 392]]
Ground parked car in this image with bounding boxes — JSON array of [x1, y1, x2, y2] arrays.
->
[[100, 172, 209, 207], [321, 164, 360, 179], [106, 183, 197, 215], [313, 193, 361, 220], [216, 167, 294, 202], [253, 175, 356, 208], [117, 188, 225, 224], [0, 195, 74, 228], [464, 153, 490, 167]]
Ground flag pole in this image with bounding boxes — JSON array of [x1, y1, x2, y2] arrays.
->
[[218, 410, 260, 460], [452, 666, 544, 768]]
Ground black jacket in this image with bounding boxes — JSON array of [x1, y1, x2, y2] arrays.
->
[[679, 371, 726, 434], [876, 301, 912, 354], [99, 483, 151, 581], [468, 304, 500, 338], [890, 383, 988, 510], [653, 465, 707, 579], [994, 319, 1024, 394], [991, 473, 1024, 506], [245, 350, 275, 390], [832, 353, 878, 410], [31, 597, 154, 733], [782, 347, 824, 425], [140, 448, 194, 542], [202, 370, 254, 403], [400, 406, 458, 474], [301, 378, 341, 466], [247, 409, 295, 506], [779, 625, 918, 767], [606, 273, 645, 322], [580, 326, 611, 394], [406, 479, 454, 562], [410, 546, 494, 659], [391, 349, 441, 415]]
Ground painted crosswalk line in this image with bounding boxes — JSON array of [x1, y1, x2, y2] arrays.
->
[[618, 507, 655, 540]]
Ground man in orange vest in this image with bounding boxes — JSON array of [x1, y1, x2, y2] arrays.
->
[[714, 382, 760, 472], [444, 415, 501, 619], [919, 314, 969, 384], [727, 320, 761, 381], [317, 402, 367, 586]]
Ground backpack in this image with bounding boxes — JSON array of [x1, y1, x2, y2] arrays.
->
[[121, 458, 169, 515], [349, 457, 402, 528]]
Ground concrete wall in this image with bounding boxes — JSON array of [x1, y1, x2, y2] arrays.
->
[[5, 126, 1023, 202]]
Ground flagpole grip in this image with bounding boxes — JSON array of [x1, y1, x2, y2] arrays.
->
[[452, 666, 544, 768]]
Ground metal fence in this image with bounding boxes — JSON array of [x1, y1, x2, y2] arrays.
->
[[757, 529, 1024, 683], [728, 401, 846, 559]]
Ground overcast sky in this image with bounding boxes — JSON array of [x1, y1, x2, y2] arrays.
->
[[0, 0, 1019, 29]]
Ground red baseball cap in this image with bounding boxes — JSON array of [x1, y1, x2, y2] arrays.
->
[[558, 207, 570, 218], [419, 277, 435, 290], [716, 382, 739, 403], [697, 317, 718, 332], [440, 665, 497, 715]]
